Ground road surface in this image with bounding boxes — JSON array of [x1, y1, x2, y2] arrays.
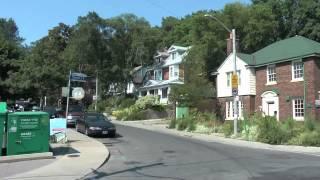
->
[[83, 124, 320, 180]]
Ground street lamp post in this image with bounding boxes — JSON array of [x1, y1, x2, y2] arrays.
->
[[205, 14, 238, 136]]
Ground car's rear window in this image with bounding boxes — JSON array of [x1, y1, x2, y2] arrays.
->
[[86, 115, 105, 122], [69, 106, 83, 112]]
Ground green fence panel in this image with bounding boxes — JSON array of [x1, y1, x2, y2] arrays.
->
[[176, 106, 189, 119]]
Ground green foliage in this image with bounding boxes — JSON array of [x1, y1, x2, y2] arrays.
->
[[256, 116, 289, 144], [222, 122, 234, 137], [168, 118, 176, 129], [135, 95, 159, 109], [288, 130, 320, 146], [304, 118, 317, 132], [176, 117, 196, 132]]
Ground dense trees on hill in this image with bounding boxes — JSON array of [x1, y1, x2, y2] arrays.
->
[[1, 0, 320, 104]]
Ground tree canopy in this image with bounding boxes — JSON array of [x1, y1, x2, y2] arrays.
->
[[1, 0, 320, 105]]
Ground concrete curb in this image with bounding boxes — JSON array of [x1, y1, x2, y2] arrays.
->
[[112, 119, 320, 156], [0, 152, 54, 163], [5, 129, 109, 180]]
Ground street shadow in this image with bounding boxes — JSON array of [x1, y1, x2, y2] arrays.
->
[[93, 133, 123, 139], [82, 162, 184, 180], [51, 146, 80, 156]]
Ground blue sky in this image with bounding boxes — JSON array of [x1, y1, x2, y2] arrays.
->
[[0, 0, 250, 44]]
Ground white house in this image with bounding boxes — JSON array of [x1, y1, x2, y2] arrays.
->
[[137, 45, 190, 104], [215, 53, 256, 120]]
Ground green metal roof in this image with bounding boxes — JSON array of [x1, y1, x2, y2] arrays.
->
[[252, 36, 320, 66], [237, 53, 254, 65]]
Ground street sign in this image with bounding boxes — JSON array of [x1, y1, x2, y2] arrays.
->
[[93, 95, 97, 101], [70, 72, 87, 82], [232, 88, 238, 96], [232, 73, 238, 88], [61, 87, 69, 97], [72, 87, 85, 100]]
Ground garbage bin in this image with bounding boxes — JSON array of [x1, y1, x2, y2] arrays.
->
[[176, 106, 189, 119], [0, 102, 7, 113], [0, 112, 6, 156], [6, 112, 49, 156]]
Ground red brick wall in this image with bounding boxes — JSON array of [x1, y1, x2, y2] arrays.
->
[[255, 57, 320, 121]]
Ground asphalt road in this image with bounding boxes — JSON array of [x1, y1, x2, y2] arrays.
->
[[83, 124, 320, 180]]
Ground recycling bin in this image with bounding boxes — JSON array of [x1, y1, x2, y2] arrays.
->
[[176, 106, 189, 119], [0, 112, 6, 156], [6, 112, 49, 156], [0, 102, 7, 113]]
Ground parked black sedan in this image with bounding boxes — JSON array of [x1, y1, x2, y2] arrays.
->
[[75, 112, 116, 137]]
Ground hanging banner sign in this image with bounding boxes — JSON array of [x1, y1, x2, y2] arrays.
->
[[70, 72, 87, 82]]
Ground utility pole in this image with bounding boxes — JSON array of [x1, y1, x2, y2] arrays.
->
[[95, 72, 98, 111], [232, 29, 238, 136], [205, 14, 239, 136], [66, 70, 71, 118]]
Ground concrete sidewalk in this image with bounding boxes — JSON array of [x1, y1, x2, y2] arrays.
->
[[4, 129, 109, 180], [110, 117, 320, 157]]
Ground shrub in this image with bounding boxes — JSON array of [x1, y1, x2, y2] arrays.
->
[[194, 124, 215, 134], [176, 117, 196, 131], [177, 118, 188, 131], [118, 98, 136, 109], [135, 96, 159, 109], [288, 130, 320, 146], [256, 116, 288, 144], [304, 118, 317, 132], [168, 118, 176, 129], [187, 117, 196, 132], [222, 122, 233, 137]]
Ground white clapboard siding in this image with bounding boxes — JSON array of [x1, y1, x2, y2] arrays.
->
[[217, 53, 256, 97]]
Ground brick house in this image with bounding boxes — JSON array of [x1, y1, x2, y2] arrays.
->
[[216, 35, 320, 121], [253, 36, 320, 121]]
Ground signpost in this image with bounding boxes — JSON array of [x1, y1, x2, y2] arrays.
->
[[231, 72, 239, 135]]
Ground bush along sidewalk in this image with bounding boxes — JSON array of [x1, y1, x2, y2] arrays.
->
[[112, 96, 166, 121], [169, 111, 320, 147], [168, 108, 223, 134]]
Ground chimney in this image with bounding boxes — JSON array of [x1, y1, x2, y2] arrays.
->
[[226, 32, 239, 56]]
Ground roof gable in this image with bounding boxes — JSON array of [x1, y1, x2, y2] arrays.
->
[[252, 36, 320, 66], [168, 45, 189, 52], [216, 53, 252, 72]]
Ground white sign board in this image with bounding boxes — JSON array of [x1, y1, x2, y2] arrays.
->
[[72, 87, 85, 100]]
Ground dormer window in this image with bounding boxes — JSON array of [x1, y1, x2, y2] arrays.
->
[[172, 52, 176, 60]]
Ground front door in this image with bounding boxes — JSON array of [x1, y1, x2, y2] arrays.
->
[[267, 101, 276, 116], [261, 91, 279, 120]]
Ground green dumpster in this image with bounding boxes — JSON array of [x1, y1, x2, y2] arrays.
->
[[176, 106, 189, 119], [7, 112, 49, 156], [0, 112, 6, 156]]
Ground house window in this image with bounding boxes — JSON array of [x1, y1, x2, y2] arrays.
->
[[162, 87, 168, 98], [226, 101, 231, 118], [267, 65, 276, 83], [293, 98, 304, 120], [174, 66, 178, 77], [292, 61, 303, 80], [154, 89, 158, 95], [226, 101, 243, 119], [227, 72, 231, 87], [170, 67, 174, 78]]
